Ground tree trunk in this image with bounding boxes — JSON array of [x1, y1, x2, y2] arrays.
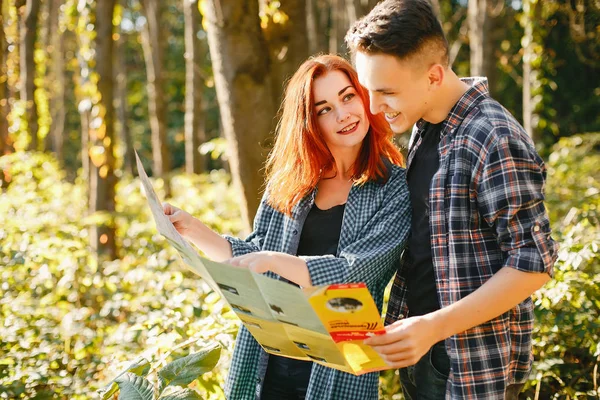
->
[[0, 0, 8, 156], [204, 0, 277, 232], [90, 0, 117, 259], [115, 0, 134, 175], [20, 0, 40, 151], [269, 0, 308, 102], [183, 0, 206, 174], [0, 0, 9, 156], [48, 0, 65, 162], [306, 0, 328, 55], [140, 0, 171, 180], [522, 0, 541, 142], [429, 0, 441, 20], [468, 0, 497, 91], [329, 0, 347, 55]]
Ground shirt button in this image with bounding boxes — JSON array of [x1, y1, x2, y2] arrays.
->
[[533, 225, 540, 232]]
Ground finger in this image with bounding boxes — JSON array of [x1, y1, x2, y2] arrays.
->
[[228, 255, 251, 267], [364, 328, 406, 346]]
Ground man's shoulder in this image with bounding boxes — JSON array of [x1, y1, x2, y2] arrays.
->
[[457, 97, 530, 153]]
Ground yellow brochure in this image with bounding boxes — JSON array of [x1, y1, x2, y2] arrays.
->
[[136, 151, 391, 375], [307, 283, 388, 374]]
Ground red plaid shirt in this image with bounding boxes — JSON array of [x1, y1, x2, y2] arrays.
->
[[385, 78, 557, 399]]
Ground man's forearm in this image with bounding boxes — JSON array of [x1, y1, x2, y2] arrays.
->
[[430, 267, 550, 342]]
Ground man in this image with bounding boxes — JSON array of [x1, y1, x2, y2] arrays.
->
[[345, 0, 558, 398]]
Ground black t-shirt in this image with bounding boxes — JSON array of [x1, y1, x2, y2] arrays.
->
[[405, 122, 442, 317], [262, 203, 345, 399]]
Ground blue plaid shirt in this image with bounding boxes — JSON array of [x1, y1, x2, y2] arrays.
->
[[224, 164, 411, 399], [385, 78, 558, 399]]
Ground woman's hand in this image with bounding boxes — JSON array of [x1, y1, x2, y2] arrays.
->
[[226, 252, 312, 287], [163, 203, 199, 239]]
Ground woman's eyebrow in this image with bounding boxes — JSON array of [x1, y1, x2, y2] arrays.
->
[[315, 85, 354, 106]]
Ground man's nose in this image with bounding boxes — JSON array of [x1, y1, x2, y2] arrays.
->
[[369, 92, 382, 115]]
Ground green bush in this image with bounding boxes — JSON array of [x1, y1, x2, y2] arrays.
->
[[523, 133, 600, 399], [2, 133, 598, 399], [0, 152, 243, 399]]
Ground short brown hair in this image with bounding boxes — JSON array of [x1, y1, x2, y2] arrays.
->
[[345, 0, 449, 66]]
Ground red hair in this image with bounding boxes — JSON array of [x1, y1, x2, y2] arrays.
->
[[265, 54, 404, 216]]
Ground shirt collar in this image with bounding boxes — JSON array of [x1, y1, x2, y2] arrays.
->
[[415, 76, 490, 138]]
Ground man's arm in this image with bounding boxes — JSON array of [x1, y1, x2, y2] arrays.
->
[[364, 267, 549, 367], [366, 133, 557, 366]]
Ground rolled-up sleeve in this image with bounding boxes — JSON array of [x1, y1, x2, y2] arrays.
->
[[477, 135, 557, 276], [302, 169, 411, 291], [223, 194, 274, 257]]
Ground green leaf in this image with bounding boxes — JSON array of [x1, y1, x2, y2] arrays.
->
[[98, 358, 151, 400], [157, 343, 221, 392], [115, 372, 155, 400], [158, 388, 203, 400]]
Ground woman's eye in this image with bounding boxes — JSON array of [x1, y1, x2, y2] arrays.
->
[[317, 107, 330, 116], [343, 93, 355, 102]]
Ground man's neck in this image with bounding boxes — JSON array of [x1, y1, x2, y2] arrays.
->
[[424, 71, 470, 125]]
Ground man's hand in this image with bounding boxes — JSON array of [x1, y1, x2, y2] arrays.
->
[[364, 315, 442, 368]]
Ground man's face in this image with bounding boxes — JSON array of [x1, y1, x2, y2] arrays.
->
[[355, 52, 432, 134]]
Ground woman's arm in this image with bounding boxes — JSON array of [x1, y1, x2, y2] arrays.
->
[[227, 251, 312, 287], [228, 167, 411, 290]]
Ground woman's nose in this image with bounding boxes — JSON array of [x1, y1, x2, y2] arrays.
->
[[337, 108, 350, 123]]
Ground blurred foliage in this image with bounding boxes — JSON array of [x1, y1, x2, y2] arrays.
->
[[2, 134, 598, 399], [0, 152, 244, 398], [522, 133, 600, 399]]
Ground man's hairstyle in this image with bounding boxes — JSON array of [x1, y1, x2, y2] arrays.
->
[[345, 0, 449, 66]]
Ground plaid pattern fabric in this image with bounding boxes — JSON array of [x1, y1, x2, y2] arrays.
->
[[385, 78, 558, 399], [224, 164, 411, 400]]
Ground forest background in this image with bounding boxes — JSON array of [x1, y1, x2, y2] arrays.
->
[[0, 0, 598, 399]]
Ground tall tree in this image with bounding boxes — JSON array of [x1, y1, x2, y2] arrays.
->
[[140, 0, 171, 181], [306, 0, 329, 55], [329, 0, 347, 54], [115, 0, 134, 175], [265, 0, 308, 101], [468, 0, 497, 90], [521, 0, 542, 142], [19, 0, 40, 150], [0, 0, 9, 156], [183, 0, 206, 173], [47, 0, 66, 162], [89, 0, 118, 259], [203, 0, 277, 231]]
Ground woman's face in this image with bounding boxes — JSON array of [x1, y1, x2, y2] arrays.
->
[[312, 70, 369, 156]]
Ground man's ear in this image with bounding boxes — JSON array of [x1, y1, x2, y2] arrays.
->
[[427, 64, 445, 90]]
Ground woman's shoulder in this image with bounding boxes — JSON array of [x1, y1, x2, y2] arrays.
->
[[377, 161, 407, 188]]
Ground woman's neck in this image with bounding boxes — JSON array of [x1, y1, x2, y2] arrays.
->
[[326, 146, 361, 181]]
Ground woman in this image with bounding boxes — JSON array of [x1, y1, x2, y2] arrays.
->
[[163, 54, 411, 400]]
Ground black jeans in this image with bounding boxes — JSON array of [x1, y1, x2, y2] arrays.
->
[[399, 341, 450, 400], [260, 355, 312, 400], [399, 341, 525, 399]]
